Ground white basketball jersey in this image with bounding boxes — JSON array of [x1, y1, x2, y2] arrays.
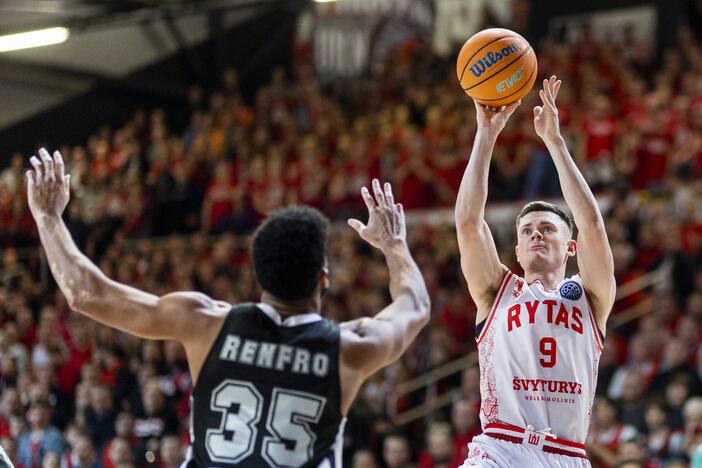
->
[[476, 271, 603, 443]]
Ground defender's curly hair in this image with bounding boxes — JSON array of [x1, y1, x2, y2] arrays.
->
[[252, 206, 328, 301]]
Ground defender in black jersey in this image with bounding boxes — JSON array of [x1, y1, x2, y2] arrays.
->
[[27, 150, 430, 468]]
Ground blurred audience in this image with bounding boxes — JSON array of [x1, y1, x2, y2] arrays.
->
[[0, 6, 701, 468]]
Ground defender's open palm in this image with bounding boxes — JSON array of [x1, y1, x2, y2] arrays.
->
[[348, 179, 406, 251], [534, 75, 562, 142], [26, 148, 71, 219]]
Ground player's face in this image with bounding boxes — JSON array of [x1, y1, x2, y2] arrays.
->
[[515, 211, 575, 273]]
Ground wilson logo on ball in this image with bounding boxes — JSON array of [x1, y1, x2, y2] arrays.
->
[[469, 43, 521, 78]]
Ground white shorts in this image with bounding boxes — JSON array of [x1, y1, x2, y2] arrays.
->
[[459, 434, 592, 468]]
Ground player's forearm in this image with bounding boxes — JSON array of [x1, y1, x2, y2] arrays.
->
[[545, 135, 604, 229], [35, 215, 152, 325], [455, 131, 496, 227], [379, 241, 431, 322]]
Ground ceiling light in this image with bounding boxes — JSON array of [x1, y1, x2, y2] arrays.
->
[[0, 27, 70, 53]]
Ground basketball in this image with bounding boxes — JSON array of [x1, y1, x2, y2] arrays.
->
[[456, 28, 537, 107]]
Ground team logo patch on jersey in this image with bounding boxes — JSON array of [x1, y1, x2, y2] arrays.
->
[[559, 281, 583, 300], [512, 278, 525, 298]]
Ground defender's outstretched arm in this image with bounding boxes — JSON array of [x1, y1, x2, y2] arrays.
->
[[341, 179, 431, 378], [26, 149, 226, 345]]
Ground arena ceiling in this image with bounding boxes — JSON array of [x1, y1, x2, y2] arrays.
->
[[0, 0, 296, 129]]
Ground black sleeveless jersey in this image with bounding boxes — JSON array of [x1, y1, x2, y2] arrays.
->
[[184, 303, 344, 468]]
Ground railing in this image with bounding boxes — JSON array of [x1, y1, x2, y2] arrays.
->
[[388, 268, 667, 426]]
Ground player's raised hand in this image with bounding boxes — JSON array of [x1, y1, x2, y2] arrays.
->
[[534, 75, 562, 143], [348, 179, 406, 252], [474, 99, 520, 140], [26, 148, 71, 220]]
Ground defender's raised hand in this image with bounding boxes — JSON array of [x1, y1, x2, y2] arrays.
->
[[348, 179, 406, 251], [534, 75, 562, 142], [26, 148, 71, 220]]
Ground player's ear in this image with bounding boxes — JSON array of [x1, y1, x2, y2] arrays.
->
[[320, 264, 330, 289], [566, 239, 577, 257], [515, 244, 520, 262]]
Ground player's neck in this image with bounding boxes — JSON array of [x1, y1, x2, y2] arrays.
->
[[523, 268, 565, 291], [260, 291, 321, 317]]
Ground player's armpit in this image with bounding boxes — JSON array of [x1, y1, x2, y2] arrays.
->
[[576, 225, 616, 331]]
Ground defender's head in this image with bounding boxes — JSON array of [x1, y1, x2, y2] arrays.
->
[[515, 201, 576, 273], [252, 206, 329, 303]]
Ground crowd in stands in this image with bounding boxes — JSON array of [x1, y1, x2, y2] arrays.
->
[[1, 6, 702, 468]]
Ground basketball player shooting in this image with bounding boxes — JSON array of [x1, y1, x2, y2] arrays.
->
[[26, 150, 430, 468], [456, 76, 616, 467]]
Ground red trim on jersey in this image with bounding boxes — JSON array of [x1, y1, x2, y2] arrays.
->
[[585, 293, 604, 352], [542, 445, 588, 459], [482, 434, 588, 459], [476, 271, 513, 344], [548, 436, 587, 450], [485, 422, 525, 433], [484, 423, 586, 449], [484, 432, 525, 445], [484, 422, 588, 458]]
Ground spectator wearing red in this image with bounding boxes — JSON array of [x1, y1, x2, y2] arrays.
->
[[419, 422, 453, 468], [394, 135, 435, 210], [578, 94, 618, 187], [450, 399, 481, 466], [201, 160, 236, 233]]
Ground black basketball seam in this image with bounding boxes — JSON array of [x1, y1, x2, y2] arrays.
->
[[463, 46, 533, 92], [475, 58, 537, 102], [458, 35, 516, 82]]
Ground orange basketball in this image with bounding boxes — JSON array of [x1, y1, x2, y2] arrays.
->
[[456, 28, 537, 107]]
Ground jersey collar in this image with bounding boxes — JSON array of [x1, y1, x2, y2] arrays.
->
[[256, 302, 323, 327]]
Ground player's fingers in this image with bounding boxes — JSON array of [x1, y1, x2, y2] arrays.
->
[[534, 106, 544, 122], [553, 80, 561, 100], [545, 99, 558, 114], [394, 203, 403, 235], [347, 218, 366, 235], [539, 89, 547, 106], [504, 100, 521, 116], [39, 148, 55, 183], [546, 78, 556, 102], [372, 178, 386, 209], [396, 203, 406, 236], [360, 186, 376, 211], [30, 156, 43, 183], [543, 89, 558, 112], [550, 76, 559, 99], [25, 171, 35, 191], [384, 182, 395, 209], [544, 79, 553, 102], [54, 150, 65, 180]]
